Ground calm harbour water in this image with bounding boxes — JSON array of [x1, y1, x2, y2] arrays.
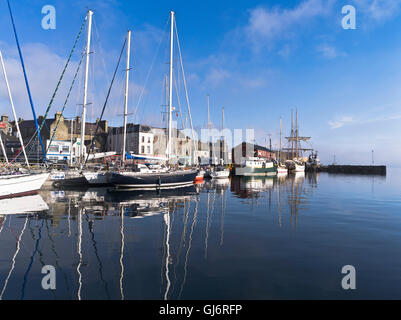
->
[[1, 169, 401, 300]]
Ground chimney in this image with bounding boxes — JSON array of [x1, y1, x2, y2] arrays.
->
[[55, 111, 63, 121]]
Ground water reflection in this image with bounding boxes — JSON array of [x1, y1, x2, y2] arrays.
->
[[1, 172, 395, 299]]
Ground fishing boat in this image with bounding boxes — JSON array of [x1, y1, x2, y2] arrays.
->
[[305, 151, 321, 172], [235, 157, 276, 176]]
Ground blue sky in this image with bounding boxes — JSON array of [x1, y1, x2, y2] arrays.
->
[[1, 0, 401, 166]]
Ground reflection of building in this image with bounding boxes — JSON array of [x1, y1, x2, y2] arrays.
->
[[232, 142, 276, 165], [230, 176, 274, 198]]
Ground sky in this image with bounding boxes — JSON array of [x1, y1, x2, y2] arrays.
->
[[1, 0, 401, 166]]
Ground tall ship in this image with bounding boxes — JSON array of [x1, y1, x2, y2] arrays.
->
[[283, 109, 314, 173]]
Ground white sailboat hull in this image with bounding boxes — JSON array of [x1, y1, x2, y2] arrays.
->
[[83, 172, 111, 185], [0, 173, 49, 199]]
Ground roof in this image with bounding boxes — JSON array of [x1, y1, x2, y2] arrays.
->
[[12, 117, 107, 135], [233, 142, 274, 153]]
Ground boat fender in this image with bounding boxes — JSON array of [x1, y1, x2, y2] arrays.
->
[[157, 176, 161, 190]]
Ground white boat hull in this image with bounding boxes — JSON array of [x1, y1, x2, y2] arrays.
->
[[277, 167, 288, 174], [211, 170, 230, 179], [0, 173, 49, 199], [83, 172, 111, 185]]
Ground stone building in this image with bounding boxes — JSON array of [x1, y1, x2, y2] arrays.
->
[[107, 124, 196, 164], [0, 115, 12, 136], [9, 111, 109, 160]]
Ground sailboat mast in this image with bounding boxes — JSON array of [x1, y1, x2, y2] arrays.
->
[[295, 109, 299, 159], [0, 50, 29, 167], [279, 116, 282, 163], [122, 30, 131, 164], [222, 107, 224, 130], [7, 0, 46, 163], [80, 10, 93, 165], [221, 107, 225, 164], [0, 134, 8, 164], [165, 74, 168, 128], [207, 94, 211, 129], [168, 11, 175, 164], [291, 110, 294, 160]]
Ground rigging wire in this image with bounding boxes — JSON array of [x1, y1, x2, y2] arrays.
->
[[174, 18, 198, 157], [83, 38, 127, 168], [132, 17, 170, 125]]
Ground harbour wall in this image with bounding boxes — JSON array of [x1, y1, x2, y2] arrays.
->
[[321, 165, 386, 175]]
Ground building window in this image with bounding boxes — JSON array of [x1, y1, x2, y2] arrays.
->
[[48, 145, 58, 153], [62, 146, 70, 153], [147, 146, 150, 154], [142, 136, 145, 143], [148, 137, 151, 143], [141, 146, 145, 154]]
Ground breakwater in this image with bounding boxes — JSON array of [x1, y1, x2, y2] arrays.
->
[[321, 165, 386, 175]]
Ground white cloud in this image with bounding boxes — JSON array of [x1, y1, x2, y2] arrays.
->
[[316, 43, 345, 59], [353, 0, 401, 21], [328, 112, 401, 129], [0, 42, 78, 120], [328, 116, 354, 129], [244, 0, 333, 50], [204, 68, 231, 88]]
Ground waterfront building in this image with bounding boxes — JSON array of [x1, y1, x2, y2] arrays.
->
[[2, 111, 108, 161]]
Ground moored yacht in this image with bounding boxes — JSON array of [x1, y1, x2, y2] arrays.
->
[[0, 171, 49, 199], [285, 159, 305, 173], [111, 169, 198, 190]]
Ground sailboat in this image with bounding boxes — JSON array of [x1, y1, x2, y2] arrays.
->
[[83, 27, 131, 186], [210, 107, 230, 179], [277, 117, 288, 175], [110, 11, 198, 190], [0, 47, 49, 199]]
